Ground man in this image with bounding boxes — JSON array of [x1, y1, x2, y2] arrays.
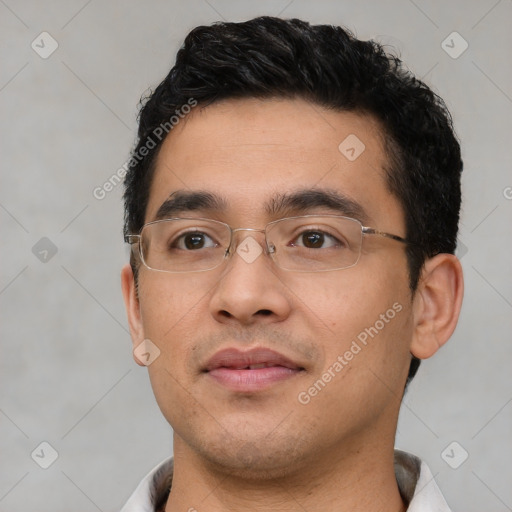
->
[[120, 16, 464, 511]]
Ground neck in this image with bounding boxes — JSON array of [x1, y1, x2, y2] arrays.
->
[[165, 432, 406, 512]]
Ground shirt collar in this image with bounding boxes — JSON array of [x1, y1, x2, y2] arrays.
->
[[394, 450, 452, 511], [121, 450, 451, 511]]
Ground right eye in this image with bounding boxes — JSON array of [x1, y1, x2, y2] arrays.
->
[[171, 231, 218, 250]]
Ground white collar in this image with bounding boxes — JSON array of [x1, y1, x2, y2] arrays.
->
[[120, 450, 451, 511]]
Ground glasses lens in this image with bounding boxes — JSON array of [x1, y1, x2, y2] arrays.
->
[[266, 216, 363, 272], [140, 219, 230, 272]]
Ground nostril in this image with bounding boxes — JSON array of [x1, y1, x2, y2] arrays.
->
[[257, 309, 272, 316]]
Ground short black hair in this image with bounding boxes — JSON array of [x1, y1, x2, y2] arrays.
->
[[123, 16, 463, 386]]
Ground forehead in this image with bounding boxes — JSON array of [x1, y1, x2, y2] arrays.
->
[[146, 98, 404, 231]]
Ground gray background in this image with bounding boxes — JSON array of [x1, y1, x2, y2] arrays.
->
[[1, 0, 511, 510]]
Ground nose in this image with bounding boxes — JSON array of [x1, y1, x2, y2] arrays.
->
[[208, 231, 292, 326]]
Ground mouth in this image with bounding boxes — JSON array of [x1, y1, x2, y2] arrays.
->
[[203, 347, 305, 392]]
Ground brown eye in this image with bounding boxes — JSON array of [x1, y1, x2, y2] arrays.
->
[[173, 232, 217, 250], [291, 230, 341, 249], [301, 232, 325, 248], [184, 233, 206, 249]]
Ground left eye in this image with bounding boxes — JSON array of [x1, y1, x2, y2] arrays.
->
[[290, 230, 340, 249]]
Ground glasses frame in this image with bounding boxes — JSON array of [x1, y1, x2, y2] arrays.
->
[[124, 215, 410, 273]]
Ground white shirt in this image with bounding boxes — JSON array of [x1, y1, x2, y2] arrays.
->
[[120, 450, 451, 511]]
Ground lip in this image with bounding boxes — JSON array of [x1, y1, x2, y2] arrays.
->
[[203, 347, 305, 392]]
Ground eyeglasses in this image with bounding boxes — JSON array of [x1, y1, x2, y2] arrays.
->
[[124, 215, 409, 273]]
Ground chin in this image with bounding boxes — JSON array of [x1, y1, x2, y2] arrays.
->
[[178, 422, 312, 480], [202, 444, 308, 481]]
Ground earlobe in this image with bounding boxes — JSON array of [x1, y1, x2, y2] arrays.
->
[[410, 254, 464, 359], [121, 263, 146, 366]]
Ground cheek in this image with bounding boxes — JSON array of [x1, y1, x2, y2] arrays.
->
[[136, 272, 211, 396], [288, 254, 413, 391], [292, 276, 413, 435], [284, 255, 409, 337], [137, 272, 212, 340], [329, 263, 413, 386], [138, 275, 207, 430]]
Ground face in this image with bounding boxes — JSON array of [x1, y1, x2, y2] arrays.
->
[[124, 98, 416, 478]]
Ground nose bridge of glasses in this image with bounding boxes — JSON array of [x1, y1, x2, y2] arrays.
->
[[231, 227, 266, 235], [229, 227, 269, 253]]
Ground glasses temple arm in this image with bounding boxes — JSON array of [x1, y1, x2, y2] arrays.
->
[[362, 227, 409, 244]]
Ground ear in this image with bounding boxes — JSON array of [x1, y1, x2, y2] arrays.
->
[[121, 263, 146, 367], [410, 253, 464, 359]]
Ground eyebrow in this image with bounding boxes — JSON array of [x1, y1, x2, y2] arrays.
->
[[152, 188, 370, 224], [153, 191, 228, 221], [266, 189, 370, 223]]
